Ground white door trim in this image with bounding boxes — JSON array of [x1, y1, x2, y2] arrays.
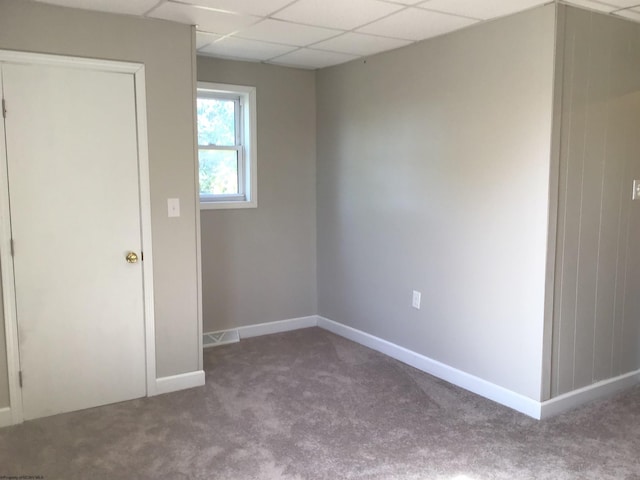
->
[[0, 49, 156, 424]]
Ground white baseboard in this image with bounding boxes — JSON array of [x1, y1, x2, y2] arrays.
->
[[200, 314, 639, 420], [237, 315, 318, 339], [540, 370, 640, 419], [155, 370, 205, 396], [316, 316, 543, 419], [0, 407, 12, 428]]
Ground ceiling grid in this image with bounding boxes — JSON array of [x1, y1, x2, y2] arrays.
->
[[29, 0, 640, 68]]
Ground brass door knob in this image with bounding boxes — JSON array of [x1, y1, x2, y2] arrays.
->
[[126, 252, 139, 264]]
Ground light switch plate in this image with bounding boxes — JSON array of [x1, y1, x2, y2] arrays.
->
[[634, 180, 640, 201], [412, 290, 421, 310], [168, 198, 180, 217]]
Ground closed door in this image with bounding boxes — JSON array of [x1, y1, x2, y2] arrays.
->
[[0, 62, 147, 420]]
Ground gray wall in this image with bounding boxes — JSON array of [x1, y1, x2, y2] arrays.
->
[[551, 6, 640, 396], [197, 57, 317, 332], [0, 0, 200, 391], [316, 5, 556, 400]]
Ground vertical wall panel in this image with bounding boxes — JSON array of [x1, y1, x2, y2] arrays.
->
[[572, 13, 610, 390], [0, 268, 7, 408], [552, 18, 576, 397], [551, 6, 640, 396]]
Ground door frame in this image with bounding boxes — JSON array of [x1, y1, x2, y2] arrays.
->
[[0, 50, 157, 425]]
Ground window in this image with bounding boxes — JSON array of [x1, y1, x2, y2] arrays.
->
[[197, 82, 256, 209]]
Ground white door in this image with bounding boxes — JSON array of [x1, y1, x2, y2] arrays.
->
[[0, 62, 147, 420]]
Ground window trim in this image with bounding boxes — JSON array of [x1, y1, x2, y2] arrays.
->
[[197, 82, 257, 209]]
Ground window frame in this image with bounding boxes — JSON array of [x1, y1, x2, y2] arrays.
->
[[197, 82, 257, 209]]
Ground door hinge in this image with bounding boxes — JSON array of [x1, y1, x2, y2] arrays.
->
[[18, 371, 22, 388], [2, 98, 6, 119], [10, 238, 14, 257]]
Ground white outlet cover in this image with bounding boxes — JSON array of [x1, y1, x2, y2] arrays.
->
[[633, 180, 640, 200]]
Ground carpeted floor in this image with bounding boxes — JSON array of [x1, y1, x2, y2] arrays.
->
[[1, 327, 639, 479]]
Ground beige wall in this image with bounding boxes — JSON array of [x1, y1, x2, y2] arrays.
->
[[0, 274, 7, 408], [197, 57, 317, 332], [0, 0, 200, 398], [551, 6, 640, 396], [316, 5, 556, 401]]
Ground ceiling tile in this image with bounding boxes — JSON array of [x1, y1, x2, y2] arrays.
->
[[196, 32, 221, 49], [273, 0, 403, 30], [198, 36, 297, 61], [562, 0, 617, 12], [269, 48, 359, 69], [312, 32, 412, 56], [235, 19, 340, 46], [34, 0, 159, 15], [147, 2, 259, 34], [358, 7, 477, 41], [603, 0, 640, 7], [418, 0, 547, 20], [382, 0, 427, 4], [613, 7, 640, 19], [177, 0, 294, 17]]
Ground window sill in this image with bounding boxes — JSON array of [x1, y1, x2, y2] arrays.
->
[[200, 199, 257, 210]]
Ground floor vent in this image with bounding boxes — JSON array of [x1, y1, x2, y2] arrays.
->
[[203, 330, 240, 348]]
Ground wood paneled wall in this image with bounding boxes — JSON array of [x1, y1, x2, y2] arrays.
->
[[552, 6, 640, 396]]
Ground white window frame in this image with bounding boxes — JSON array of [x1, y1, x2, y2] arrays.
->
[[197, 82, 257, 209]]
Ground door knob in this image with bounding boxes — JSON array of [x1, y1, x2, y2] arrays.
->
[[126, 252, 138, 264]]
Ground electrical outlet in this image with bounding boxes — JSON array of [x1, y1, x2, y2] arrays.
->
[[633, 180, 640, 201], [412, 290, 421, 310]]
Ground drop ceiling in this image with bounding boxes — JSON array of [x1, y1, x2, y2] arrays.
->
[[30, 0, 640, 69]]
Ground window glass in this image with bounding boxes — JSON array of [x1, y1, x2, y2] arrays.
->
[[197, 97, 236, 147], [199, 149, 239, 196]]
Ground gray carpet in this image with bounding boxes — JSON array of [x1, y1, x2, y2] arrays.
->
[[1, 327, 639, 479]]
